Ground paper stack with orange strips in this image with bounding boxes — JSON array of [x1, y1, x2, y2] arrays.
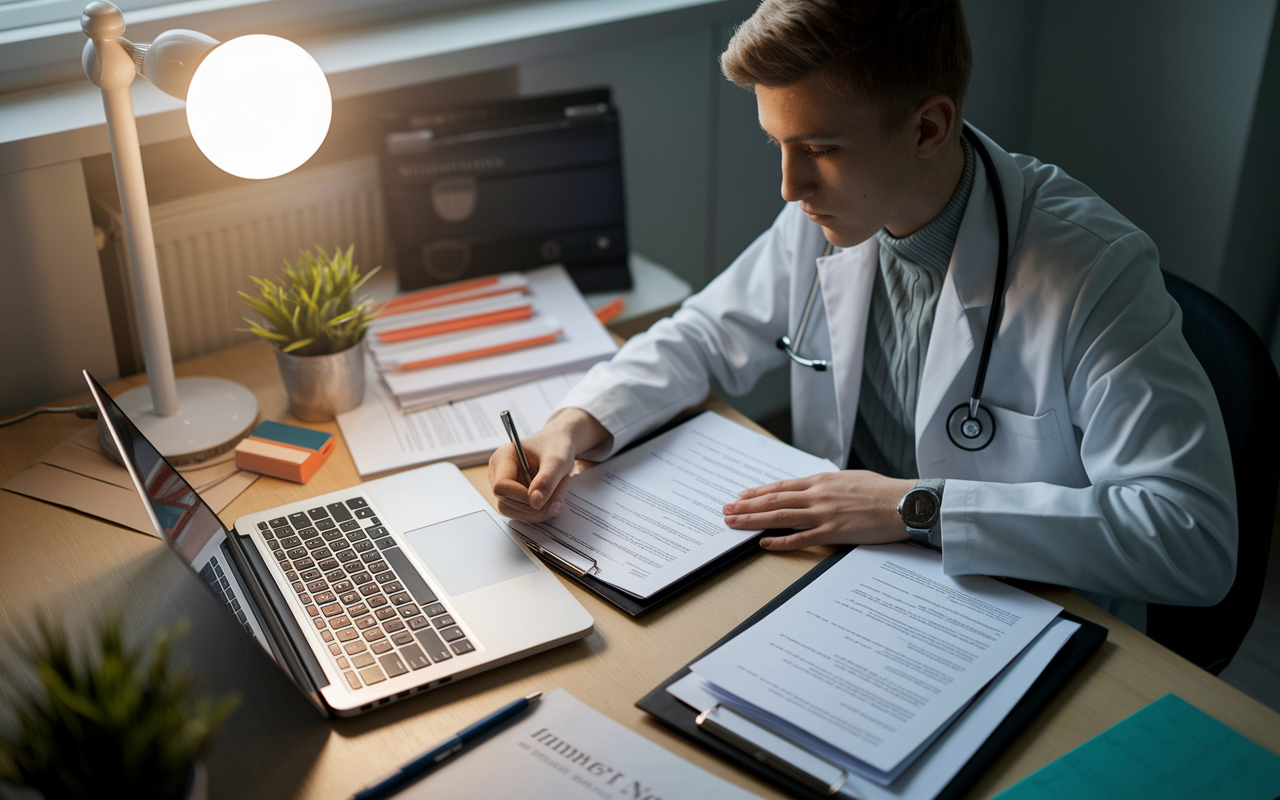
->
[[368, 265, 618, 410]]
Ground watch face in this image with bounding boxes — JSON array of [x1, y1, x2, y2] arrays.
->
[[902, 489, 941, 528]]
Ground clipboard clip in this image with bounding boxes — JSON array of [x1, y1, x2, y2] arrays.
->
[[695, 704, 847, 796], [516, 530, 600, 577]]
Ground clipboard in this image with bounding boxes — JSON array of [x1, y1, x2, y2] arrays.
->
[[517, 409, 790, 618], [523, 527, 773, 617], [636, 547, 1109, 800]]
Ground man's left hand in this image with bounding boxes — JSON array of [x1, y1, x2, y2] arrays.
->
[[722, 470, 917, 550]]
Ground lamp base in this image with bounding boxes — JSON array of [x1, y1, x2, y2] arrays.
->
[[111, 377, 259, 466]]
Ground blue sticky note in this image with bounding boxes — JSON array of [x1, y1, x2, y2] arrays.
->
[[250, 420, 331, 452], [995, 694, 1280, 800]]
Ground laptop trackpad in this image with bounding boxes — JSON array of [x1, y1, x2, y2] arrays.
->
[[402, 512, 538, 597]]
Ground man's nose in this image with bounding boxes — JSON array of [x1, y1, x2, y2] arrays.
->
[[780, 150, 815, 203]]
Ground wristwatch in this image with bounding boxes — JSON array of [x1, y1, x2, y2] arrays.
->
[[898, 479, 945, 548]]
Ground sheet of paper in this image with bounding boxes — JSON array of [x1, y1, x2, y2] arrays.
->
[[994, 693, 1280, 800], [338, 366, 586, 477], [2, 425, 258, 537], [371, 316, 564, 371], [669, 618, 1080, 798], [510, 411, 838, 598], [689, 544, 1062, 776], [397, 689, 762, 800]]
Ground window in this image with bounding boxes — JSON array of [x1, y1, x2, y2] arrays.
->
[[0, 0, 483, 94]]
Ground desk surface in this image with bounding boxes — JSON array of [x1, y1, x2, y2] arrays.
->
[[3, 340, 1278, 800]]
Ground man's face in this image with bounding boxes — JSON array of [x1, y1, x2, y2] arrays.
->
[[757, 72, 918, 246]]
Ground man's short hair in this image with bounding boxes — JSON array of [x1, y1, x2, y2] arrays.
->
[[721, 0, 972, 131]]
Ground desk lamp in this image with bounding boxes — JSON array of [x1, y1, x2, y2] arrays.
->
[[81, 1, 332, 463]]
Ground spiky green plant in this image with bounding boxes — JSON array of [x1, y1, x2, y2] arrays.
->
[[239, 245, 381, 357], [0, 615, 239, 800]]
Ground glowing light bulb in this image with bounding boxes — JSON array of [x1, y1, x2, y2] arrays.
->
[[185, 35, 331, 180]]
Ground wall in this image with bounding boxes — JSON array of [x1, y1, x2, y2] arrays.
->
[[0, 161, 117, 416], [1218, 5, 1280, 356], [1023, 0, 1277, 301]]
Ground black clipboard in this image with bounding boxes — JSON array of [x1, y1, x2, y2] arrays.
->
[[636, 547, 1109, 799], [520, 410, 787, 618], [531, 529, 770, 617]]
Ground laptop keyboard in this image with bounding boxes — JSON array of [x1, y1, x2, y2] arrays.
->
[[257, 496, 475, 691], [200, 556, 253, 636]]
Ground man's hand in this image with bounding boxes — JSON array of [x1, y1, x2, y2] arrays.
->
[[722, 470, 916, 549], [488, 407, 611, 523]]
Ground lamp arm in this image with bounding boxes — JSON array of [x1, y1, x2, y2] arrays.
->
[[82, 1, 179, 417]]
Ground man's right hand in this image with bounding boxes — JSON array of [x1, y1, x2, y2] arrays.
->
[[487, 407, 611, 523]]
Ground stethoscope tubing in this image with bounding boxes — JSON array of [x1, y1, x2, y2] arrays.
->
[[777, 123, 1011, 451], [961, 124, 1009, 422]]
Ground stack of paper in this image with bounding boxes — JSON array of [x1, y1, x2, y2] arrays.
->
[[369, 265, 617, 410], [667, 544, 1065, 798]]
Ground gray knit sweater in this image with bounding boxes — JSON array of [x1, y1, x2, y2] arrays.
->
[[850, 137, 975, 478]]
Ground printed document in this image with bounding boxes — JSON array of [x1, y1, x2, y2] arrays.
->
[[669, 617, 1079, 799], [399, 689, 762, 800], [689, 544, 1062, 776], [338, 365, 585, 477], [511, 412, 838, 598]]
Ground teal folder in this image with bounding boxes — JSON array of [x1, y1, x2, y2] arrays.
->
[[995, 694, 1280, 800]]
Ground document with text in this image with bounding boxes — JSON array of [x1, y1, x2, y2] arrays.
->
[[338, 365, 585, 477], [688, 544, 1062, 778], [510, 412, 838, 599], [400, 689, 762, 800]]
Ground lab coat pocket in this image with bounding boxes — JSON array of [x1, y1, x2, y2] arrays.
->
[[974, 405, 1083, 486]]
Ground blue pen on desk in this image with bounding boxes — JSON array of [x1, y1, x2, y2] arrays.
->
[[352, 692, 542, 800]]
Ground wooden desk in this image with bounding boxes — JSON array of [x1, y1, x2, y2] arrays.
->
[[3, 340, 1278, 800]]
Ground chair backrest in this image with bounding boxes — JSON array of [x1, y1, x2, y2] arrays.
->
[[1145, 271, 1280, 674]]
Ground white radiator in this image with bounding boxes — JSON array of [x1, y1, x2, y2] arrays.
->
[[97, 156, 393, 364]]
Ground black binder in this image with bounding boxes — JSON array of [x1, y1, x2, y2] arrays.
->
[[380, 87, 631, 294], [636, 548, 1109, 800]]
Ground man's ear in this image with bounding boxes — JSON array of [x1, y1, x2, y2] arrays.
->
[[913, 95, 957, 158]]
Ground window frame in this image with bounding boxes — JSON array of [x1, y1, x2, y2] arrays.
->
[[0, 0, 481, 94]]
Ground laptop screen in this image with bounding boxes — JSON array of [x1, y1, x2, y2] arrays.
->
[[86, 372, 336, 715], [90, 377, 229, 567], [84, 373, 287, 660]]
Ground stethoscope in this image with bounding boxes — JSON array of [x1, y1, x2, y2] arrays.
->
[[777, 125, 1009, 452]]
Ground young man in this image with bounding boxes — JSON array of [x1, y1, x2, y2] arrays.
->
[[489, 0, 1236, 630]]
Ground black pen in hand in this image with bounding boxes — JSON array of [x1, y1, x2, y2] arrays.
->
[[352, 691, 543, 800], [500, 409, 534, 486]]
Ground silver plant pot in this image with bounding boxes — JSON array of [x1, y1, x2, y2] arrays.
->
[[274, 340, 366, 422]]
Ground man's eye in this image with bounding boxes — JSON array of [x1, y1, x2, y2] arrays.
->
[[805, 147, 834, 159]]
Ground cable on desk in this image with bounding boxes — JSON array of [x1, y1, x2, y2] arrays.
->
[[0, 403, 98, 427]]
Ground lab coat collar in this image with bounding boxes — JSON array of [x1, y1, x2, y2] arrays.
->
[[947, 126, 1024, 311], [816, 241, 878, 469], [915, 126, 1026, 470]]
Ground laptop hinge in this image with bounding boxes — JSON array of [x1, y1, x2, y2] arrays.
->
[[223, 529, 332, 716]]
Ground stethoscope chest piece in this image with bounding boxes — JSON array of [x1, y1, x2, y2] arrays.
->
[[947, 403, 995, 451]]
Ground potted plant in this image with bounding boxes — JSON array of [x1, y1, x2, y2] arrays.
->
[[0, 615, 238, 800], [239, 245, 381, 421]]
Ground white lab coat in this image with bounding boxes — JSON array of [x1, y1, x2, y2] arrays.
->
[[559, 127, 1237, 627]]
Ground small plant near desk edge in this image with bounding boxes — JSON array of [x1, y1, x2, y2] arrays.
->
[[239, 244, 381, 357], [0, 615, 239, 800]]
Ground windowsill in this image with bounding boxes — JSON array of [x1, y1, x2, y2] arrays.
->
[[0, 0, 742, 176]]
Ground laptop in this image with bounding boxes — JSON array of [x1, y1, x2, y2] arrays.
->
[[85, 371, 593, 717]]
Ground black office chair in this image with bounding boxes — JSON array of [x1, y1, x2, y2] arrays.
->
[[1144, 271, 1280, 674]]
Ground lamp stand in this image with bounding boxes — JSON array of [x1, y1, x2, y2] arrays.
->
[[83, 2, 257, 464]]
